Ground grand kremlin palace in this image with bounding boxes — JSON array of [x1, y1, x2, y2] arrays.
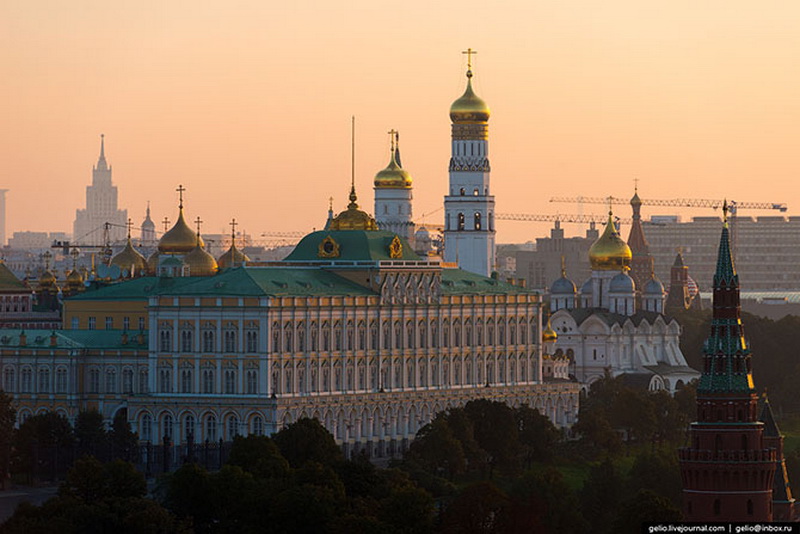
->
[[0, 192, 578, 455]]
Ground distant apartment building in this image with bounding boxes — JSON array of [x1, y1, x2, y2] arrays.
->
[[646, 215, 800, 291], [7, 232, 70, 251], [515, 221, 599, 290]]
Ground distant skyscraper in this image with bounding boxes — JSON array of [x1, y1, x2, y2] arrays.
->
[[0, 189, 7, 247], [443, 50, 495, 276], [73, 135, 128, 245]]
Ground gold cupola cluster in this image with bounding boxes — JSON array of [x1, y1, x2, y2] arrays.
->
[[150, 185, 217, 277], [218, 219, 250, 269], [328, 186, 378, 231], [111, 219, 147, 276], [374, 131, 412, 189], [589, 213, 632, 271]]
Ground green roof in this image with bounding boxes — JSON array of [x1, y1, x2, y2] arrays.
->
[[0, 329, 147, 350], [284, 230, 421, 262], [0, 262, 28, 292], [66, 276, 199, 301], [160, 266, 375, 297], [441, 269, 534, 295]]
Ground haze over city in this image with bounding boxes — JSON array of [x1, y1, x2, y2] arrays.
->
[[3, 1, 799, 242]]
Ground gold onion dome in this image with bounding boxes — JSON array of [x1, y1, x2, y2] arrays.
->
[[146, 251, 159, 275], [328, 187, 378, 231], [184, 242, 218, 276], [39, 269, 57, 288], [374, 144, 412, 189], [111, 238, 147, 274], [450, 70, 490, 124], [66, 268, 83, 285], [159, 209, 203, 254], [543, 320, 558, 343], [218, 242, 249, 270], [589, 213, 632, 271]]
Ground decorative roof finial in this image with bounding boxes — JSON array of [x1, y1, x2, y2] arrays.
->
[[100, 134, 105, 159], [176, 184, 186, 210], [162, 217, 170, 233], [462, 47, 477, 78], [126, 218, 133, 240], [229, 218, 238, 246], [722, 199, 728, 226], [349, 116, 358, 209], [561, 254, 566, 277], [194, 216, 203, 245], [146, 201, 151, 218]]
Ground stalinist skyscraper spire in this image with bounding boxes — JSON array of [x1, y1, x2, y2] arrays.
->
[[73, 135, 128, 245], [443, 49, 495, 276]]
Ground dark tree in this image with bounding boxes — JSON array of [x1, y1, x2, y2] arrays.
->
[[507, 467, 588, 534], [75, 410, 108, 458], [611, 489, 682, 532], [406, 415, 466, 478], [227, 434, 289, 479], [580, 458, 624, 534], [110, 410, 138, 462], [13, 411, 74, 477], [273, 417, 342, 468], [516, 405, 559, 466], [463, 400, 522, 476], [441, 481, 510, 534], [0, 390, 16, 489]]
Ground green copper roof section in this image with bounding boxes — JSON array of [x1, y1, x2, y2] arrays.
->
[[441, 268, 534, 295], [284, 230, 421, 262], [0, 262, 27, 292], [66, 276, 199, 301], [158, 266, 375, 297]]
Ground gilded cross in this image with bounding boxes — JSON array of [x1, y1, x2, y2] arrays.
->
[[176, 184, 186, 208], [633, 177, 639, 193], [462, 48, 477, 70], [162, 217, 170, 233], [230, 218, 238, 238], [387, 129, 398, 152], [194, 216, 203, 235]]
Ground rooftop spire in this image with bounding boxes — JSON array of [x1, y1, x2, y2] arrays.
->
[[349, 116, 358, 209], [95, 134, 108, 171]]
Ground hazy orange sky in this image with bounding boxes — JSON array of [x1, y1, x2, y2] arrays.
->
[[2, 1, 799, 244]]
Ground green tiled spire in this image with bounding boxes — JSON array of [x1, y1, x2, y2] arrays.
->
[[698, 207, 754, 394]]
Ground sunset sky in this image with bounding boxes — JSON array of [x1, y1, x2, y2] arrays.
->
[[2, 1, 799, 244]]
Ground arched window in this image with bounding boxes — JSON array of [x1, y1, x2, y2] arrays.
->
[[184, 415, 196, 441], [123, 368, 134, 393], [202, 368, 214, 394], [224, 368, 237, 394], [56, 368, 68, 393], [457, 213, 465, 231], [224, 328, 237, 352], [159, 368, 171, 393], [180, 329, 193, 352], [227, 416, 239, 440], [203, 329, 215, 352], [474, 212, 482, 230], [205, 415, 217, 442], [159, 329, 171, 352], [3, 368, 14, 392], [246, 329, 259, 352], [322, 322, 331, 351], [284, 322, 294, 352], [459, 187, 465, 196], [246, 369, 258, 394], [141, 413, 152, 442], [37, 368, 50, 393], [162, 414, 173, 440], [252, 416, 263, 436], [179, 368, 191, 393], [88, 368, 100, 393]]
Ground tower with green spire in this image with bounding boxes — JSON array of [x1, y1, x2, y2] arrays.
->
[[679, 203, 777, 521]]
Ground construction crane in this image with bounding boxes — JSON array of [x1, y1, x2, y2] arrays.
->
[[496, 213, 632, 225], [549, 195, 787, 214], [549, 195, 789, 257]]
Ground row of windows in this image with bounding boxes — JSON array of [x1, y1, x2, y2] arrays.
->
[[3, 366, 147, 395], [139, 412, 262, 443], [157, 368, 258, 395], [1, 296, 30, 313], [270, 318, 534, 354], [159, 328, 258, 353], [270, 354, 534, 395], [74, 316, 146, 331]]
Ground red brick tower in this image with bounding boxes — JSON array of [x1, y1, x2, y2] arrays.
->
[[760, 397, 796, 521], [627, 188, 653, 294], [679, 203, 776, 521]]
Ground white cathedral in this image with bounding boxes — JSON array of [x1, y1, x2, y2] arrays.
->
[[548, 214, 700, 393]]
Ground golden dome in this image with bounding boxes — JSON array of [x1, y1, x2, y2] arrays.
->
[[111, 238, 147, 275], [374, 152, 412, 189], [159, 209, 203, 254], [146, 251, 159, 275], [39, 269, 57, 288], [450, 71, 490, 124], [218, 242, 250, 270], [67, 269, 83, 284], [184, 243, 218, 276], [329, 187, 378, 231], [542, 319, 558, 343], [589, 213, 632, 271]]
